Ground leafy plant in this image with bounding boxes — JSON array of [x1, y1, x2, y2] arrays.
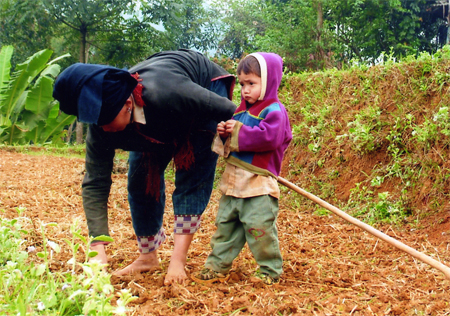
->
[[433, 106, 450, 137], [337, 106, 383, 154], [412, 117, 438, 146], [0, 211, 135, 315], [291, 100, 332, 153], [0, 46, 74, 145], [347, 185, 407, 224]]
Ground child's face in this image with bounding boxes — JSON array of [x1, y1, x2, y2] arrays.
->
[[237, 72, 262, 105]]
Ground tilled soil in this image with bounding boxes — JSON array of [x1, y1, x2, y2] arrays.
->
[[0, 149, 449, 315]]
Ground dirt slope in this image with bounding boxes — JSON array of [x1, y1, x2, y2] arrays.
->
[[0, 149, 449, 315]]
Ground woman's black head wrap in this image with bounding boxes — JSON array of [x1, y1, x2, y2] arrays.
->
[[53, 63, 138, 126]]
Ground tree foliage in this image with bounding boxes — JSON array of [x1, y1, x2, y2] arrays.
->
[[41, 0, 138, 64], [211, 0, 448, 71], [2, 0, 450, 76], [325, 0, 430, 64], [0, 0, 55, 68], [159, 0, 221, 53], [254, 0, 335, 70], [211, 0, 265, 59]]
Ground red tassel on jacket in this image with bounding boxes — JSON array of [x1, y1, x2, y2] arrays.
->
[[130, 73, 146, 107]]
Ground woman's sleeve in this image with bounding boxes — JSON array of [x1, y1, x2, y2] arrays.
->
[[82, 125, 115, 238]]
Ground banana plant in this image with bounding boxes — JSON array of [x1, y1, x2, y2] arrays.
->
[[0, 46, 75, 145]]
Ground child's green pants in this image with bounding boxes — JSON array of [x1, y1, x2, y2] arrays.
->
[[205, 194, 283, 278]]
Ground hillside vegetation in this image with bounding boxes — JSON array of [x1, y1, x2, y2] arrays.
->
[[280, 47, 450, 225]]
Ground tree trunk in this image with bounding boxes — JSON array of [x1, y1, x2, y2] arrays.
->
[[65, 122, 75, 143], [316, 1, 323, 43], [315, 1, 325, 68], [447, 1, 450, 44], [76, 28, 87, 144]]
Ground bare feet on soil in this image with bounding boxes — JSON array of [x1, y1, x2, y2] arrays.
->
[[113, 251, 160, 276], [163, 233, 195, 285], [164, 259, 188, 285]]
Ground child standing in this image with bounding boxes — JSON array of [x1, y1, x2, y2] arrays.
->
[[194, 52, 292, 285]]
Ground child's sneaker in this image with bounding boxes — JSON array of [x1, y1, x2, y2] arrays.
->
[[192, 268, 230, 284], [255, 272, 279, 285]]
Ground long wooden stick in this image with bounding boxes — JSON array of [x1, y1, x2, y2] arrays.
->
[[277, 176, 450, 280]]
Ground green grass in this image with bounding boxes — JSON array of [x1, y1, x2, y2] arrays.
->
[[0, 144, 130, 161]]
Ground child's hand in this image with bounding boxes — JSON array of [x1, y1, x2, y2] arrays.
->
[[217, 120, 236, 138], [224, 120, 236, 134]]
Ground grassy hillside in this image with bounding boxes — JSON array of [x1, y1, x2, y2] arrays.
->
[[280, 46, 450, 225]]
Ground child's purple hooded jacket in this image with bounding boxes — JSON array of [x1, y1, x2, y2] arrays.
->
[[226, 52, 292, 178]]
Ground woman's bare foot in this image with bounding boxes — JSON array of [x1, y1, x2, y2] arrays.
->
[[164, 259, 188, 285], [113, 251, 160, 276], [88, 243, 108, 265], [163, 233, 194, 285]]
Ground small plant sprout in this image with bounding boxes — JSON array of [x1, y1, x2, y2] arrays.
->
[[114, 289, 137, 315], [36, 222, 59, 276], [371, 176, 384, 187]]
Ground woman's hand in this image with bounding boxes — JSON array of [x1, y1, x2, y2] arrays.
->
[[217, 121, 228, 138]]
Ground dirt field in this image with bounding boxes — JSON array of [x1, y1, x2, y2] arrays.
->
[[0, 149, 449, 315]]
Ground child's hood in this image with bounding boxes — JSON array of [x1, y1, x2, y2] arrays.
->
[[249, 52, 283, 101]]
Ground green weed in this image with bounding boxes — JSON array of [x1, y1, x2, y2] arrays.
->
[[337, 106, 383, 154], [313, 208, 331, 216], [348, 184, 408, 224]]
